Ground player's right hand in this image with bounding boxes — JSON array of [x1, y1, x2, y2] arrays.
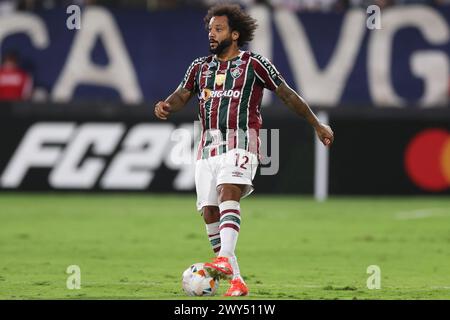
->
[[154, 101, 172, 120]]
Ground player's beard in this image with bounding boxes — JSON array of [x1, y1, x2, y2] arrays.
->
[[209, 36, 233, 55]]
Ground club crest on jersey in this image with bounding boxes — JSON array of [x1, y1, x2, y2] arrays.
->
[[215, 74, 226, 86], [230, 67, 243, 79]]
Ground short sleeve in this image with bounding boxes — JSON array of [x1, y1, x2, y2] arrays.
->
[[179, 57, 204, 93], [250, 53, 285, 91]]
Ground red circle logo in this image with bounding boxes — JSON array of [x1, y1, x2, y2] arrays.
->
[[404, 129, 450, 192]]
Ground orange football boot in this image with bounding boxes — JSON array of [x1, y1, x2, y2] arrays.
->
[[224, 278, 249, 296], [204, 256, 233, 280]]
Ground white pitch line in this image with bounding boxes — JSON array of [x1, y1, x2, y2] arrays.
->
[[394, 208, 450, 220]]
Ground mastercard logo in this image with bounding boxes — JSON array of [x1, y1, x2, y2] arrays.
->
[[404, 129, 450, 192]]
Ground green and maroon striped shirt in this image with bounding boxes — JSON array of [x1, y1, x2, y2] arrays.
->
[[179, 51, 284, 160]]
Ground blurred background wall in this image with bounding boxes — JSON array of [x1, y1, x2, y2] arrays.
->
[[0, 0, 449, 195]]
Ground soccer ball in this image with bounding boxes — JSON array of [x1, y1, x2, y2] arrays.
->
[[182, 263, 219, 296]]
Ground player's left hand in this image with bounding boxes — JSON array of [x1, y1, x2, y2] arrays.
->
[[315, 123, 334, 147]]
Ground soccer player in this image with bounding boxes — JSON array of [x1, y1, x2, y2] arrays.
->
[[154, 3, 334, 296]]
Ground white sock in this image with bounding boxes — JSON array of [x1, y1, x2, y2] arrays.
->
[[229, 255, 244, 282], [205, 222, 221, 256], [218, 200, 241, 258]]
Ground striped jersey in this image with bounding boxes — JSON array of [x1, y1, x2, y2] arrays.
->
[[179, 51, 285, 160]]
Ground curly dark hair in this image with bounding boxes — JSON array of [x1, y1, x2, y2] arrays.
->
[[204, 3, 258, 48]]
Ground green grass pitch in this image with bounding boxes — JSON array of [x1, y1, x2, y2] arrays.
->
[[0, 194, 449, 300]]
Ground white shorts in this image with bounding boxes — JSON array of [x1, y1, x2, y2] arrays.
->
[[195, 148, 258, 211]]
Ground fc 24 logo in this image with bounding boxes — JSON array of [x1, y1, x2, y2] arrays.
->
[[0, 122, 196, 190]]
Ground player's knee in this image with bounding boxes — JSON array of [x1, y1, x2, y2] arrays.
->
[[217, 184, 243, 203], [202, 206, 220, 223]]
